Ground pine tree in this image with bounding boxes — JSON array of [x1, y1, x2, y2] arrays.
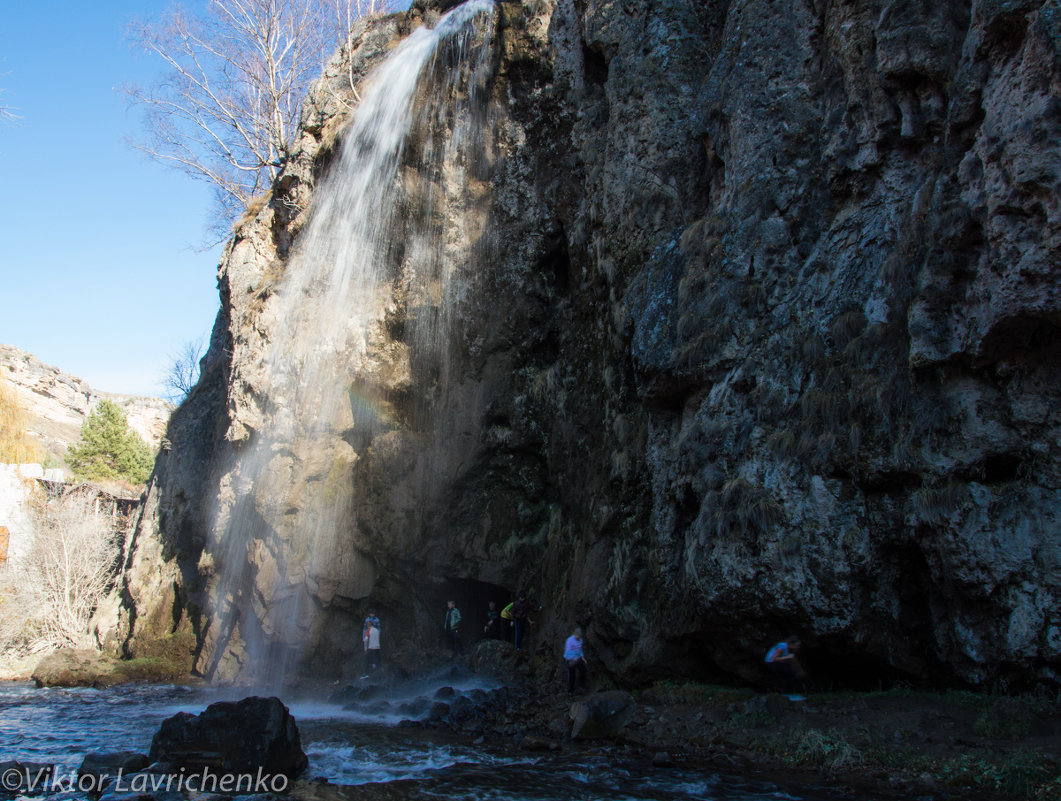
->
[[67, 400, 154, 484]]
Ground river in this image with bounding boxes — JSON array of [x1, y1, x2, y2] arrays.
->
[[0, 678, 882, 801]]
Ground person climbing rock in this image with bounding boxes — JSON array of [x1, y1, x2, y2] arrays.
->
[[563, 626, 588, 694], [765, 635, 807, 700], [444, 600, 463, 656]]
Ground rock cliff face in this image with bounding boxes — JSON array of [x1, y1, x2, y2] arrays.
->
[[0, 344, 173, 470], [118, 0, 1061, 688]]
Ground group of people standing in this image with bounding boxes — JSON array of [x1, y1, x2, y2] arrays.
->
[[359, 594, 590, 695], [445, 590, 535, 656], [480, 591, 534, 649], [364, 603, 804, 700]]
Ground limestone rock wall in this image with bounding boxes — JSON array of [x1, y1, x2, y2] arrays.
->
[[121, 0, 1061, 688]]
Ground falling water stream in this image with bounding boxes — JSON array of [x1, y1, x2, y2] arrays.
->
[[206, 0, 496, 683]]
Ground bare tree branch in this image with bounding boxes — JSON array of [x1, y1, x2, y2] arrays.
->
[[126, 0, 403, 232], [161, 338, 207, 404]]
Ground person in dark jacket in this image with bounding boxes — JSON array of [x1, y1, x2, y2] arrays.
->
[[444, 600, 463, 656], [483, 600, 502, 640], [511, 590, 534, 651]]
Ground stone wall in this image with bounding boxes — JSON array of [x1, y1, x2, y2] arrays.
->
[[0, 465, 38, 566]]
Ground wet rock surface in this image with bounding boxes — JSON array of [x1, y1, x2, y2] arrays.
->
[[78, 752, 151, 784], [569, 691, 637, 740], [149, 696, 307, 778]]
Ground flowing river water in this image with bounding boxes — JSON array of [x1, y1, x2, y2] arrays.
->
[[0, 680, 875, 801]]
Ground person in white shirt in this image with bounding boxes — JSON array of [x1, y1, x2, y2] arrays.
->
[[362, 621, 381, 677]]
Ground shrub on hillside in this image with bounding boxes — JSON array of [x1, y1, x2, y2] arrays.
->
[[0, 378, 42, 464], [0, 490, 121, 655]]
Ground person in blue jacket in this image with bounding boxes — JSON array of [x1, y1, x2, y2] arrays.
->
[[563, 627, 587, 694], [765, 635, 807, 700]]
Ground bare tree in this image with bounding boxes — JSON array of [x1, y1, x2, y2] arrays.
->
[[161, 337, 206, 403], [126, 0, 402, 230], [0, 491, 121, 654]]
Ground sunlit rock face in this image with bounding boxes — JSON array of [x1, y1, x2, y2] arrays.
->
[[119, 0, 1061, 688]]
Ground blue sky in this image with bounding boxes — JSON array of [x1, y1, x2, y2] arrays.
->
[[0, 1, 223, 398]]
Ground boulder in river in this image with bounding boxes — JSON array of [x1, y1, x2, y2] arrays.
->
[[78, 752, 150, 784], [149, 696, 307, 778], [569, 691, 637, 740], [31, 649, 122, 688], [0, 762, 53, 795]]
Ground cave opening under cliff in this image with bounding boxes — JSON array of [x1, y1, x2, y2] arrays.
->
[[800, 639, 940, 692], [440, 575, 514, 634]]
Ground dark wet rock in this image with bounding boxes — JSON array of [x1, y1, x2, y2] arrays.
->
[[569, 691, 637, 740], [149, 696, 307, 778], [329, 683, 382, 705], [742, 694, 790, 719], [448, 695, 474, 720], [362, 700, 394, 716], [78, 752, 150, 785], [94, 771, 197, 801], [0, 762, 53, 796], [546, 715, 569, 740], [519, 735, 561, 752], [471, 640, 520, 677], [397, 698, 430, 717], [432, 686, 456, 700], [426, 702, 450, 722], [652, 752, 676, 768]]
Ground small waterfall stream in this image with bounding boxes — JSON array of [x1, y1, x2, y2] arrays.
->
[[205, 0, 497, 683]]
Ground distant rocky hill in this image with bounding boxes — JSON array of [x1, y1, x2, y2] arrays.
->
[[0, 344, 173, 471]]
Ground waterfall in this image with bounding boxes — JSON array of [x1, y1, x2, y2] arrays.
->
[[203, 0, 497, 684]]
